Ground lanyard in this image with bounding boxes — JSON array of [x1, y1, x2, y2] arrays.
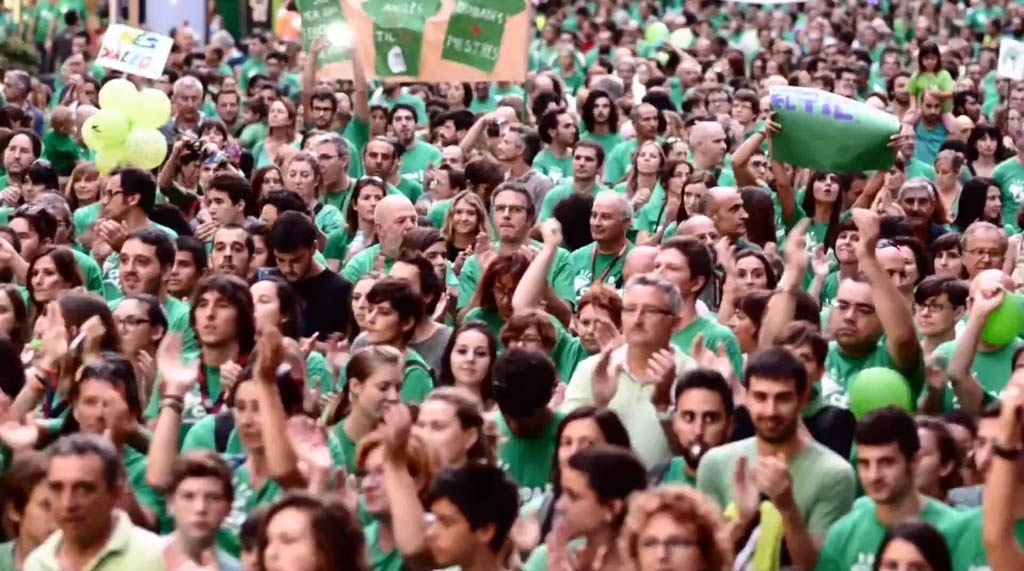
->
[[43, 389, 68, 419], [197, 355, 247, 413], [590, 242, 628, 286]]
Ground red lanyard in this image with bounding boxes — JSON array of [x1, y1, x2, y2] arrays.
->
[[590, 242, 628, 286], [197, 354, 247, 413]]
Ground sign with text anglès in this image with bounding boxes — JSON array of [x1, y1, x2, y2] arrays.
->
[[96, 24, 174, 80], [335, 0, 530, 82], [769, 86, 899, 173]]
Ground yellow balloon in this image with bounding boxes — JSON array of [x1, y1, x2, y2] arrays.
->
[[129, 88, 172, 130], [98, 78, 140, 114], [95, 148, 124, 174], [122, 129, 169, 170]]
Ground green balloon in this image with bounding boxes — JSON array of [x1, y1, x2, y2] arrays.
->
[[646, 22, 670, 44], [98, 78, 139, 114], [129, 88, 172, 130], [86, 110, 130, 150], [95, 148, 124, 175], [123, 129, 168, 170], [982, 292, 1024, 346], [848, 367, 912, 419]]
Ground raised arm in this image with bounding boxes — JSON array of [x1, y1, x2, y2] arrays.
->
[[731, 130, 768, 188], [145, 335, 198, 492], [300, 36, 324, 127], [757, 220, 810, 349], [380, 406, 435, 570], [254, 328, 305, 489], [512, 219, 562, 314], [983, 371, 1024, 570]]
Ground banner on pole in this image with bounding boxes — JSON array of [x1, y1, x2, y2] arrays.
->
[[95, 24, 173, 80], [308, 0, 530, 82], [998, 37, 1024, 81]]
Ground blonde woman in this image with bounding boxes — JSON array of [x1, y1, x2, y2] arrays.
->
[[620, 486, 732, 571], [441, 190, 495, 273], [66, 163, 103, 245]]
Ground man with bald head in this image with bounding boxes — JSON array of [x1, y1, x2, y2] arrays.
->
[[706, 186, 754, 249], [622, 245, 657, 283], [440, 145, 465, 169], [341, 194, 418, 283], [928, 268, 1014, 414], [689, 121, 729, 175], [950, 115, 974, 143], [568, 191, 633, 301], [604, 103, 662, 183]]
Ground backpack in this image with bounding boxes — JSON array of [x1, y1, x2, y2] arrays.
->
[[213, 411, 235, 453]]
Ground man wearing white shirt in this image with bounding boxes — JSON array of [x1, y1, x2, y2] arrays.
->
[[561, 273, 696, 467]]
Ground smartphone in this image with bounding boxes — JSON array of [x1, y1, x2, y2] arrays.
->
[[256, 267, 283, 281], [486, 118, 504, 138]]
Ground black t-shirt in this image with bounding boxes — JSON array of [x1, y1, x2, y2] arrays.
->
[[728, 405, 856, 460], [291, 268, 354, 340]]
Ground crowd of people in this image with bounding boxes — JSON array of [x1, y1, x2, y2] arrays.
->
[[2, 0, 1024, 570]]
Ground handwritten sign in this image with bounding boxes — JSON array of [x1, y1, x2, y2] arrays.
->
[[999, 37, 1024, 81], [768, 86, 899, 173], [95, 24, 173, 80], [297, 0, 353, 80], [336, 0, 530, 82]]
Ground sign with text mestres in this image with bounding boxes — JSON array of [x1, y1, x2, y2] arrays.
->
[[96, 24, 173, 80]]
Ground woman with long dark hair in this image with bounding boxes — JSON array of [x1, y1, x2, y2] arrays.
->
[[325, 177, 385, 271], [967, 123, 1012, 178], [952, 177, 1005, 232]]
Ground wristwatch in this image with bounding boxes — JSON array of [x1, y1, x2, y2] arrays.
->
[[993, 442, 1023, 461]]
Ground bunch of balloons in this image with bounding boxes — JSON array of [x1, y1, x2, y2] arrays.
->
[[81, 78, 172, 174]]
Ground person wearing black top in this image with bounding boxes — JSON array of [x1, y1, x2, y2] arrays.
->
[[267, 211, 354, 340]]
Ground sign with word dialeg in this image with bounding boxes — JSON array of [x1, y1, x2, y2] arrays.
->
[[335, 0, 530, 82], [96, 24, 173, 80], [768, 86, 899, 173]]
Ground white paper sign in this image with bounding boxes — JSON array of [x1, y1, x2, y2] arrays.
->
[[998, 37, 1024, 81], [95, 24, 173, 80]]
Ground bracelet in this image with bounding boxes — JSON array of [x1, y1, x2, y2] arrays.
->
[[993, 442, 1022, 461], [160, 397, 184, 415]]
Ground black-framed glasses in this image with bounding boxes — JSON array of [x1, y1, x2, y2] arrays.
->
[[115, 316, 151, 329]]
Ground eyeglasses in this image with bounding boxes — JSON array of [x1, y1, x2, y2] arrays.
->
[[622, 305, 676, 318], [965, 248, 1004, 260], [100, 189, 124, 202], [639, 536, 699, 555], [115, 316, 151, 329], [914, 302, 955, 314], [493, 204, 527, 215]]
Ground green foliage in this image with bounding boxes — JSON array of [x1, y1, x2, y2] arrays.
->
[[0, 37, 40, 76]]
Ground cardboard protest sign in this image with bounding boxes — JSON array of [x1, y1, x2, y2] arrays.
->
[[297, 0, 354, 80], [769, 86, 899, 173], [95, 24, 173, 80], [337, 0, 531, 82], [998, 37, 1024, 81]]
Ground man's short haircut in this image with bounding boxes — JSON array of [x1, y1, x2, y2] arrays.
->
[[388, 103, 419, 125], [12, 204, 58, 242], [493, 348, 556, 419], [773, 321, 828, 367], [268, 211, 317, 252], [425, 464, 519, 552], [214, 223, 256, 255], [259, 189, 310, 217], [394, 250, 443, 315], [491, 182, 536, 219], [207, 173, 253, 206], [742, 347, 808, 396], [168, 450, 235, 503], [855, 406, 921, 462], [673, 368, 734, 414], [175, 235, 209, 272], [365, 278, 425, 341], [660, 237, 714, 295], [126, 227, 176, 268], [47, 433, 124, 490], [110, 167, 160, 214], [574, 140, 606, 168]]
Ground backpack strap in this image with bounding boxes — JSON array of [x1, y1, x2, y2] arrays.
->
[[214, 412, 235, 453]]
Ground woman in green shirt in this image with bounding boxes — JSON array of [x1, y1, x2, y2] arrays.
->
[[281, 152, 344, 236], [951, 177, 1005, 232], [324, 178, 384, 271], [251, 98, 302, 169], [0, 452, 55, 571], [258, 492, 368, 571], [250, 165, 285, 208]]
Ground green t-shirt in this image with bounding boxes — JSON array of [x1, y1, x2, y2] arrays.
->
[[363, 0, 442, 77], [111, 295, 197, 354], [124, 446, 169, 532], [457, 241, 575, 308], [463, 307, 587, 381], [991, 156, 1024, 232], [440, 0, 527, 72], [313, 202, 345, 235], [532, 149, 574, 186], [69, 247, 103, 294], [670, 316, 744, 380], [496, 410, 564, 505], [538, 182, 611, 221], [41, 130, 80, 176], [238, 59, 267, 92], [931, 338, 1019, 411], [581, 131, 623, 157], [603, 139, 638, 184], [0, 541, 13, 571], [697, 438, 856, 536], [365, 519, 406, 571], [337, 347, 434, 404], [32, 1, 56, 43], [398, 140, 442, 186], [218, 459, 283, 556], [144, 362, 224, 439], [426, 198, 452, 229], [815, 498, 967, 571], [341, 244, 394, 283], [566, 241, 632, 302], [659, 457, 697, 486], [824, 340, 925, 405], [906, 70, 955, 111], [949, 508, 1024, 571], [72, 202, 100, 238]]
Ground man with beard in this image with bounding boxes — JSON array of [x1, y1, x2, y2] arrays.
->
[[538, 141, 610, 220], [533, 109, 578, 185], [214, 89, 242, 133], [269, 212, 353, 339], [390, 104, 442, 188], [604, 103, 661, 184], [706, 186, 754, 250], [0, 129, 40, 195], [824, 209, 923, 402], [363, 136, 420, 202], [907, 91, 951, 166], [816, 408, 965, 571], [579, 89, 622, 156], [653, 368, 734, 486], [209, 225, 253, 282], [96, 168, 179, 301], [697, 348, 856, 571], [434, 110, 475, 148], [169, 236, 208, 301], [307, 133, 353, 213], [114, 228, 198, 353], [494, 123, 553, 207]]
